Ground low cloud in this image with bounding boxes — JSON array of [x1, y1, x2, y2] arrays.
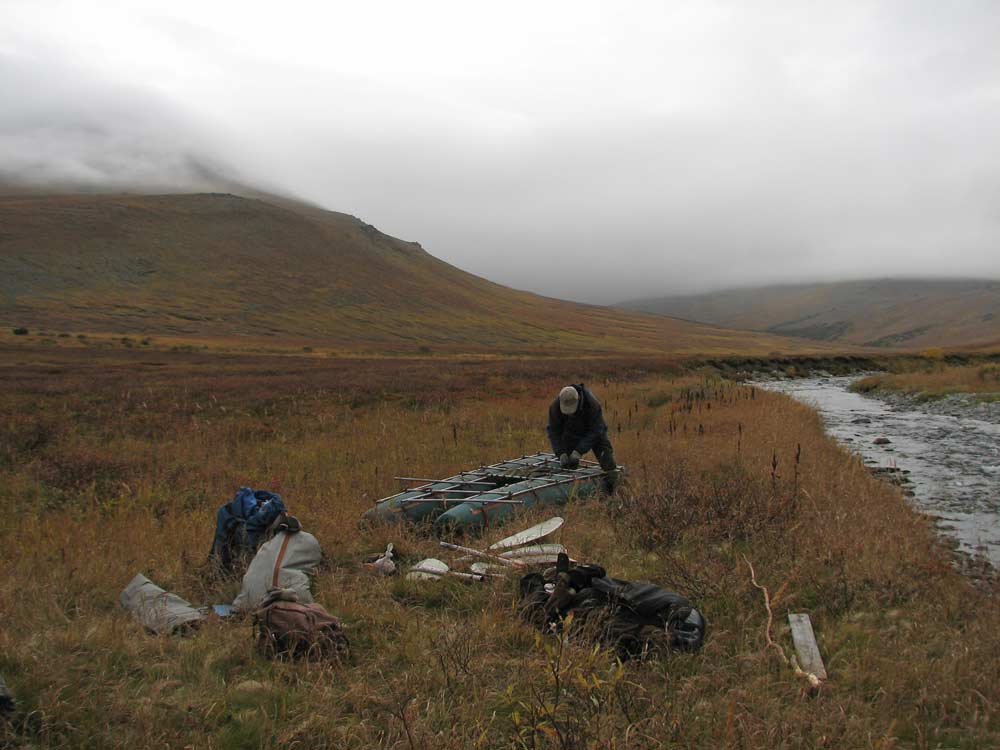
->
[[2, 1, 999, 302]]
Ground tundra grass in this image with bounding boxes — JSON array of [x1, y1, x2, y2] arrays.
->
[[1, 346, 998, 749], [852, 363, 1000, 402]]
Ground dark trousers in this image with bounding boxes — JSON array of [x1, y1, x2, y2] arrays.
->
[[592, 435, 617, 473], [591, 436, 619, 492]]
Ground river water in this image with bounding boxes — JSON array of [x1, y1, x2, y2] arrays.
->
[[759, 377, 1000, 565]]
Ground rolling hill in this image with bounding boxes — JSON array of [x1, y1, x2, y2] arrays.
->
[[0, 191, 812, 356], [621, 279, 1000, 351]]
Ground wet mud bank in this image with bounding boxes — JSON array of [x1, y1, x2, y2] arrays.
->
[[758, 376, 1000, 570]]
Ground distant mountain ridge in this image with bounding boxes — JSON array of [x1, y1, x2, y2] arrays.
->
[[620, 279, 1000, 350], [0, 190, 811, 356]]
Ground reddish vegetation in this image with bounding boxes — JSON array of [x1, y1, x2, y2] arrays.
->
[[1, 346, 998, 747]]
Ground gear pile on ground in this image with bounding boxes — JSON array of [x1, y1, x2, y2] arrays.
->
[[119, 486, 348, 662], [519, 558, 707, 659]]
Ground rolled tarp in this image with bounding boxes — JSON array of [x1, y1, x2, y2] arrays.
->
[[119, 574, 204, 635]]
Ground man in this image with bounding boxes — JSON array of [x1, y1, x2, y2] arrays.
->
[[546, 384, 618, 488]]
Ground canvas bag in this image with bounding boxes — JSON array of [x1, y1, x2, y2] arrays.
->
[[120, 573, 204, 634], [232, 529, 322, 613]]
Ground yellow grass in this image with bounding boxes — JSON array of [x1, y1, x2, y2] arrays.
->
[[853, 363, 1000, 401], [1, 346, 998, 748]]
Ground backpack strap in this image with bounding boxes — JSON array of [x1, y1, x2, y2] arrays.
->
[[271, 533, 293, 589]]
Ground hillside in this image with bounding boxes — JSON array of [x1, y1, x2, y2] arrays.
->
[[621, 279, 1000, 351], [0, 192, 811, 356]]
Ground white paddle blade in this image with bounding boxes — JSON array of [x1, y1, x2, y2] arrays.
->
[[498, 543, 566, 559], [470, 562, 510, 576], [501, 553, 562, 566], [405, 571, 443, 581], [488, 516, 564, 551], [411, 558, 449, 575]]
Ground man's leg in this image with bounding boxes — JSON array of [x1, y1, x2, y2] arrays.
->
[[592, 436, 619, 492]]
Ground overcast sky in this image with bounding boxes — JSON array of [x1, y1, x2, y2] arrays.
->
[[2, 1, 999, 303]]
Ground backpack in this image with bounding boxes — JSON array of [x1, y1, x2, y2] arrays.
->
[[519, 561, 706, 658], [253, 590, 349, 661], [0, 673, 14, 714], [209, 488, 287, 574]]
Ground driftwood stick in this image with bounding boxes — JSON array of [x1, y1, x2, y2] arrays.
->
[[742, 555, 823, 692], [742, 554, 787, 664]]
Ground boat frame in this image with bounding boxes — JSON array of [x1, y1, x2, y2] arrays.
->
[[363, 451, 620, 532]]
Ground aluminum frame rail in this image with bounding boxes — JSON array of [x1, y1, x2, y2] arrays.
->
[[363, 451, 620, 530]]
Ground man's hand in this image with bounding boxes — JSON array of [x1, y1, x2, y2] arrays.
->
[[559, 453, 570, 468], [568, 450, 581, 469]]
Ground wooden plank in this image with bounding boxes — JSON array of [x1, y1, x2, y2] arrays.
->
[[788, 613, 827, 680]]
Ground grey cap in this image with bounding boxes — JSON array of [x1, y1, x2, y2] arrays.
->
[[558, 386, 580, 415]]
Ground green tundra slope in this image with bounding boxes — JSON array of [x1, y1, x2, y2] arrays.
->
[[0, 192, 814, 356]]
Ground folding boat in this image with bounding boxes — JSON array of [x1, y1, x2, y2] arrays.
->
[[363, 451, 619, 533]]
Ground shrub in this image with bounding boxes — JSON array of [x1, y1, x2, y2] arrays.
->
[[614, 459, 798, 549], [646, 391, 673, 408], [979, 365, 1000, 384], [12, 327, 28, 335], [920, 347, 945, 360]]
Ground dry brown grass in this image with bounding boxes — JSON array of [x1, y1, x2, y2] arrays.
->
[[1, 345, 998, 749], [853, 363, 1000, 401]]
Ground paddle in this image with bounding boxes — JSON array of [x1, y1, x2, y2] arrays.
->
[[488, 516, 564, 551], [406, 558, 485, 581], [470, 562, 511, 576], [438, 541, 528, 568], [498, 543, 566, 558]]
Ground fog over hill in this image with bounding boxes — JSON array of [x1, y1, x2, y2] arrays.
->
[[3, 2, 1000, 304]]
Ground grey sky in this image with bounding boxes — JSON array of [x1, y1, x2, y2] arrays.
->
[[2, 1, 999, 303]]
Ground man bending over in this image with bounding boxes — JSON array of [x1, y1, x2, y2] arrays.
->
[[547, 384, 618, 489]]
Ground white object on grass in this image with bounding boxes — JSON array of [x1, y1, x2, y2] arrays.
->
[[489, 517, 564, 551]]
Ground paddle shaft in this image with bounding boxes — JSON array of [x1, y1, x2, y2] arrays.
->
[[438, 541, 526, 568]]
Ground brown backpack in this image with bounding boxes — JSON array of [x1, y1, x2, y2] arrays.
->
[[253, 590, 349, 661]]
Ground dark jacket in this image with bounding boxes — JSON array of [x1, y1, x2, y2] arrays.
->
[[210, 487, 286, 570], [547, 383, 608, 456]]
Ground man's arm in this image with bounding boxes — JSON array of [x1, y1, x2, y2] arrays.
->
[[546, 399, 563, 454]]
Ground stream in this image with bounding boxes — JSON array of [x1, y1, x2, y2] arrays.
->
[[758, 376, 1000, 565]]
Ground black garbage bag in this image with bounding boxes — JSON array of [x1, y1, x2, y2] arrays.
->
[[519, 561, 706, 658]]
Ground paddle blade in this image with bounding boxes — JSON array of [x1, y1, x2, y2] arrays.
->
[[405, 571, 443, 581], [488, 517, 564, 550], [498, 543, 566, 559], [411, 558, 449, 575], [470, 562, 510, 576], [500, 553, 562, 566]]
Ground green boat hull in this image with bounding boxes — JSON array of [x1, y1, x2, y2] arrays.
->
[[362, 453, 617, 533]]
